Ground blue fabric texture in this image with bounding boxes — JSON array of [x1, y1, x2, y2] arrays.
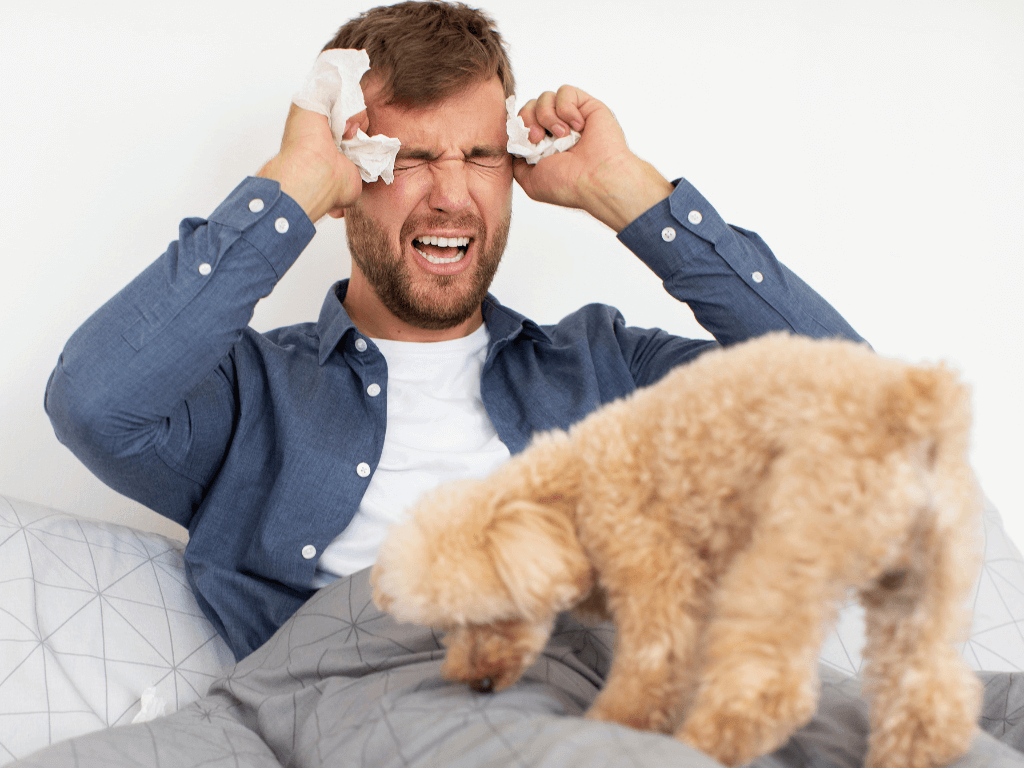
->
[[44, 176, 862, 659]]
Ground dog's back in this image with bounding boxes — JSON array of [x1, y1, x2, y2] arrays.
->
[[570, 332, 977, 588]]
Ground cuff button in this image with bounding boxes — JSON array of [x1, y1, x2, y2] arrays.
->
[[661, 227, 676, 242]]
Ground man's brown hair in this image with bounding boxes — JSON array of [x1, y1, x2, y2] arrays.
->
[[323, 1, 514, 107]]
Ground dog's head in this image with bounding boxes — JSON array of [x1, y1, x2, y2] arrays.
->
[[371, 478, 594, 629]]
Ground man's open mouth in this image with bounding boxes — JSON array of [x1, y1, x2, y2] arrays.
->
[[412, 235, 471, 265]]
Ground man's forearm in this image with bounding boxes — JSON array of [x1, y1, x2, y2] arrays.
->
[[45, 178, 315, 498], [617, 178, 863, 346]]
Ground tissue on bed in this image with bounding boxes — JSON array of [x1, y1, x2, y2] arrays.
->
[[505, 96, 581, 164], [131, 687, 168, 724], [292, 49, 401, 184]]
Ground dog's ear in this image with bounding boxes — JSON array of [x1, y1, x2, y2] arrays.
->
[[484, 500, 594, 622]]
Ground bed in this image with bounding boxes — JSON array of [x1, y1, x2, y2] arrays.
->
[[3, 490, 1024, 766]]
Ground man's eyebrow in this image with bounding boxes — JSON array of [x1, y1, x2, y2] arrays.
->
[[395, 147, 439, 161], [465, 145, 509, 159]]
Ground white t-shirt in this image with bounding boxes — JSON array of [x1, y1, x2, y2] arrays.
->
[[313, 324, 511, 585]]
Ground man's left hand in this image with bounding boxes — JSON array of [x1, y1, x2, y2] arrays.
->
[[512, 86, 674, 232]]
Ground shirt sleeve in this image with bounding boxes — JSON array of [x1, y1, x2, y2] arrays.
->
[[44, 177, 316, 526], [616, 178, 864, 347]]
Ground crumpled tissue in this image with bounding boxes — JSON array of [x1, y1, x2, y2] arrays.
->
[[505, 96, 581, 164], [293, 49, 402, 184], [131, 687, 168, 724]]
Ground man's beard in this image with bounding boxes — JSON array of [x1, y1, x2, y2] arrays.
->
[[344, 207, 511, 331]]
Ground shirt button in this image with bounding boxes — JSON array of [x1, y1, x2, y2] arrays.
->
[[248, 198, 265, 213], [366, 383, 381, 397], [752, 271, 764, 283], [356, 462, 371, 477], [354, 338, 368, 352], [301, 544, 317, 560], [688, 210, 703, 225], [661, 227, 676, 242], [275, 217, 290, 234], [198, 263, 212, 276]]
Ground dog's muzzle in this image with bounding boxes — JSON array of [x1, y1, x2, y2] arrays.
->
[[470, 677, 495, 694]]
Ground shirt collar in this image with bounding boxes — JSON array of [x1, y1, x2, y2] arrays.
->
[[316, 281, 358, 365], [316, 280, 551, 365]]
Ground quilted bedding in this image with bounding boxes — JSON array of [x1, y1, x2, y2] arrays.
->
[[4, 492, 1024, 767], [8, 569, 1024, 768]]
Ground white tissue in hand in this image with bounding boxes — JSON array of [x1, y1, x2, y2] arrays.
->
[[339, 128, 401, 185], [292, 49, 401, 184], [131, 687, 168, 724], [505, 96, 580, 165]]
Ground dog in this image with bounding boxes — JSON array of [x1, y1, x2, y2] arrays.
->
[[371, 333, 983, 768]]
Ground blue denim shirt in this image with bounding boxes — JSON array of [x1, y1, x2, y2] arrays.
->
[[45, 176, 862, 659]]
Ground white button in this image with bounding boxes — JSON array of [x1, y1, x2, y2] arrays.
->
[[248, 198, 265, 213], [367, 383, 381, 397], [752, 271, 764, 283], [301, 544, 317, 560], [688, 210, 703, 225], [198, 263, 212, 276], [275, 217, 290, 234], [356, 462, 371, 477], [661, 227, 676, 242], [354, 338, 368, 352]]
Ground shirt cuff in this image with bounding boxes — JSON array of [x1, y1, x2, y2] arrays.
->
[[209, 176, 317, 279], [616, 177, 734, 282]]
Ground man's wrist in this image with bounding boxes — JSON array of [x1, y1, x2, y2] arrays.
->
[[256, 151, 336, 223], [582, 156, 675, 233]]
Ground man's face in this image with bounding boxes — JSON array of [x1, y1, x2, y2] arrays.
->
[[344, 76, 513, 333]]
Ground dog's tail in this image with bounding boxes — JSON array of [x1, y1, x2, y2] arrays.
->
[[885, 361, 982, 598], [883, 362, 973, 469]]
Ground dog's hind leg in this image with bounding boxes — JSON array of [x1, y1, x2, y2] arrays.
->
[[858, 496, 982, 768]]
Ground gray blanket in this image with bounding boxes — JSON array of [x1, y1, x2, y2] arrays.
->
[[13, 570, 1024, 767]]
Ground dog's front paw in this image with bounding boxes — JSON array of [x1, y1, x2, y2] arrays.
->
[[441, 620, 549, 693], [677, 675, 818, 768], [678, 709, 792, 768]]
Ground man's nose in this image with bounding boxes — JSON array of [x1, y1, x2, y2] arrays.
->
[[426, 160, 472, 213]]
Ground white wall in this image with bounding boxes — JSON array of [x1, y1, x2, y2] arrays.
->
[[2, 0, 1021, 545]]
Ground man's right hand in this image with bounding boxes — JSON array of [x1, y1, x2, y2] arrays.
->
[[256, 105, 366, 222]]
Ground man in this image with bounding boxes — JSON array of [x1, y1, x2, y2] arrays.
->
[[36, 3, 1018, 767], [44, 0, 861, 663]]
